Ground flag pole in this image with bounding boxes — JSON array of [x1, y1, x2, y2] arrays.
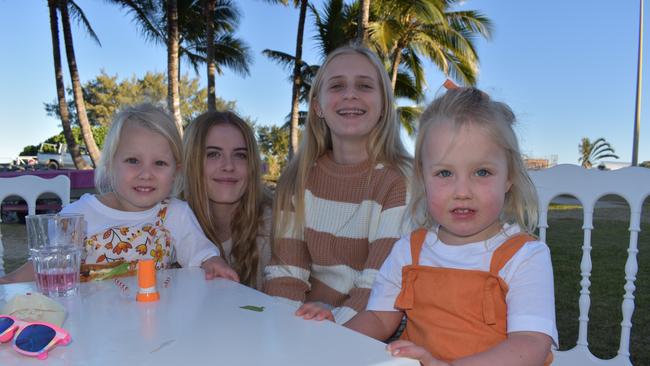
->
[[632, 0, 644, 166]]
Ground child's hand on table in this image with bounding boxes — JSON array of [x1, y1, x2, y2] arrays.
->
[[387, 340, 450, 366], [201, 256, 240, 282], [295, 301, 335, 321]]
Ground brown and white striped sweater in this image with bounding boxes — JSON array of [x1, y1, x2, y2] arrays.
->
[[264, 152, 409, 324]]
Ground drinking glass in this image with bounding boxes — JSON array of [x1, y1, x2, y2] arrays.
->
[[25, 214, 84, 297]]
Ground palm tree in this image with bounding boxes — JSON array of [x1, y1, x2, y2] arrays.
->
[[262, 0, 309, 158], [58, 0, 102, 166], [579, 137, 620, 169], [199, 0, 257, 111], [357, 0, 370, 44], [167, 0, 182, 131], [47, 0, 90, 170], [287, 0, 309, 158], [181, 1, 251, 90], [262, 50, 319, 103], [107, 0, 182, 131], [111, 0, 251, 126], [204, 0, 217, 111], [370, 0, 492, 90]]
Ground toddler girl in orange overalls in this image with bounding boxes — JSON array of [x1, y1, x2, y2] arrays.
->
[[346, 87, 557, 366]]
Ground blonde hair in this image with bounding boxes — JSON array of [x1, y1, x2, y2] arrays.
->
[[182, 111, 272, 288], [409, 87, 538, 233], [273, 44, 412, 238], [95, 103, 182, 195]]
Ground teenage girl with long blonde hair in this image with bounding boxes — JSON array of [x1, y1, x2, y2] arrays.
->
[[264, 44, 412, 324]]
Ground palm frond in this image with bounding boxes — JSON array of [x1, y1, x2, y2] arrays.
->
[[68, 0, 101, 46], [311, 0, 355, 57], [578, 137, 620, 167], [397, 105, 423, 136], [212, 34, 252, 77], [401, 48, 426, 99], [107, 0, 165, 45], [394, 71, 422, 101], [179, 46, 205, 74], [446, 10, 493, 40], [409, 0, 447, 25], [262, 49, 297, 73], [185, 34, 252, 77]]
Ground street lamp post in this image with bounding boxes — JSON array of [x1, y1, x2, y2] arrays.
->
[[632, 0, 644, 166]]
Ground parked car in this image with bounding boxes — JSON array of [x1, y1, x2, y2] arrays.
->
[[0, 156, 38, 172], [37, 143, 93, 170]]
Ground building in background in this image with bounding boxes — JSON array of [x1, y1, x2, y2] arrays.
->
[[523, 155, 558, 170]]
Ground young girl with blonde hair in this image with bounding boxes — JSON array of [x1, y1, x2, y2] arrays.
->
[[183, 111, 272, 290], [346, 87, 557, 366], [264, 44, 412, 324]]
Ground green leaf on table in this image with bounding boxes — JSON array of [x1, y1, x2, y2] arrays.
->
[[240, 305, 264, 312]]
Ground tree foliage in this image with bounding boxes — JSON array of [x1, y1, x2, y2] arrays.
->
[[45, 71, 236, 128], [110, 0, 252, 83], [369, 0, 492, 88], [19, 126, 108, 157], [578, 137, 619, 169], [255, 124, 291, 183]]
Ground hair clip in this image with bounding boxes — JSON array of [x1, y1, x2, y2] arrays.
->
[[443, 79, 459, 90]]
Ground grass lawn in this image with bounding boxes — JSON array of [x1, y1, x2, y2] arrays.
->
[[547, 213, 648, 365]]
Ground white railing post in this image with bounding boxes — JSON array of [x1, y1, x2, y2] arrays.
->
[[619, 206, 640, 359], [577, 208, 594, 347]]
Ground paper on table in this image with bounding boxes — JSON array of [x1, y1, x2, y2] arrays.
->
[[2, 292, 66, 326]]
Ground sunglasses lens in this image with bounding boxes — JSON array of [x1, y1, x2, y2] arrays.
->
[[0, 317, 15, 334], [15, 324, 56, 353]]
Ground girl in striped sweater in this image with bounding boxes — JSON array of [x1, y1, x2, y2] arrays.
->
[[263, 44, 412, 324]]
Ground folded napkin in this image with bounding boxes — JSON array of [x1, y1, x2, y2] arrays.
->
[[1, 292, 66, 326]]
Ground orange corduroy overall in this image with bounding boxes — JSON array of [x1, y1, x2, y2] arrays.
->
[[394, 229, 552, 364]]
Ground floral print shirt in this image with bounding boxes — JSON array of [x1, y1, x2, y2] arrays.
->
[[83, 200, 175, 269]]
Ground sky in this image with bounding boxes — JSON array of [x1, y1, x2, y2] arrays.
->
[[0, 0, 647, 165]]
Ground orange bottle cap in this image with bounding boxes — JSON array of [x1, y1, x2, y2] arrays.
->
[[136, 259, 159, 302]]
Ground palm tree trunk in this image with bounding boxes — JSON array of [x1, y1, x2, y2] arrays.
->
[[390, 47, 402, 92], [48, 0, 87, 170], [167, 0, 183, 132], [204, 0, 217, 111], [357, 0, 371, 45], [288, 0, 308, 158], [52, 0, 94, 169]]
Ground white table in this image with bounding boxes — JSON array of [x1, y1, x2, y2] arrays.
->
[[0, 268, 417, 366]]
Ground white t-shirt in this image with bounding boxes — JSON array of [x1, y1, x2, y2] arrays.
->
[[61, 194, 219, 268], [367, 223, 559, 346]]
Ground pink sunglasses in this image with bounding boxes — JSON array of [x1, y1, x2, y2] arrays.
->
[[0, 315, 71, 360]]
